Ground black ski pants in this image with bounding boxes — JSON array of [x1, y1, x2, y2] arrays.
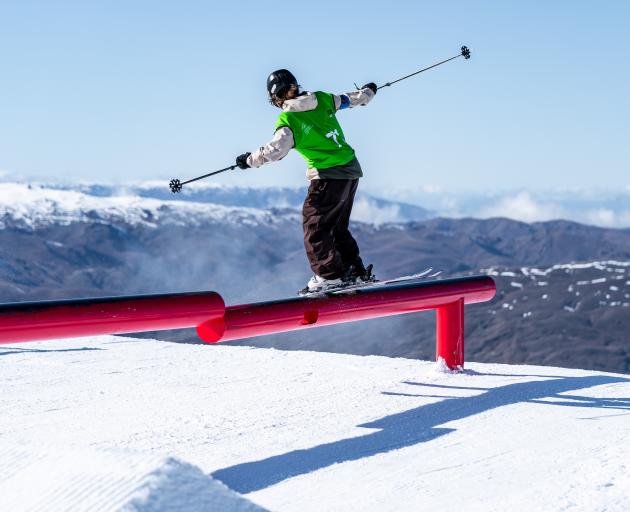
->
[[302, 178, 362, 279]]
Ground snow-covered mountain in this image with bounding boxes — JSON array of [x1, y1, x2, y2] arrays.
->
[[1, 335, 628, 511], [38, 181, 433, 225], [0, 182, 296, 230], [6, 181, 630, 228]]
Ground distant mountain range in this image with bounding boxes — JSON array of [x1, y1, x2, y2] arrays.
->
[[0, 183, 628, 373], [369, 187, 630, 228], [45, 181, 434, 225], [10, 180, 630, 227]]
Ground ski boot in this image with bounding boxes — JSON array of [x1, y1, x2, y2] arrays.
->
[[344, 262, 376, 284], [299, 274, 344, 295]]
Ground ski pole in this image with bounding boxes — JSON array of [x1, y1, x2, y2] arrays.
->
[[357, 45, 471, 91], [169, 164, 238, 193]]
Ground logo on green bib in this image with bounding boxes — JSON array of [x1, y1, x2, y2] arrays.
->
[[275, 91, 355, 170]]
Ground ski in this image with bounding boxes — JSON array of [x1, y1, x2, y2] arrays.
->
[[298, 267, 442, 298]]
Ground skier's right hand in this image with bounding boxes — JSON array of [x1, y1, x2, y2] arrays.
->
[[236, 152, 251, 169]]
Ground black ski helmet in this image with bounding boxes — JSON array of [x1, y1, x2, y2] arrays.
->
[[267, 69, 298, 98]]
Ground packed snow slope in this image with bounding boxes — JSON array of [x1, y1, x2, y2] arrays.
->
[[1, 337, 629, 511], [0, 444, 264, 512]]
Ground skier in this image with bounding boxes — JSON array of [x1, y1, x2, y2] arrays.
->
[[235, 69, 377, 294]]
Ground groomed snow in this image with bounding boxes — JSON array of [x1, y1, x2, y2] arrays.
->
[[1, 336, 629, 511], [0, 445, 264, 512]]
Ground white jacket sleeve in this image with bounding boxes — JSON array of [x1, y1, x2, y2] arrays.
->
[[333, 88, 376, 110], [246, 126, 295, 168]]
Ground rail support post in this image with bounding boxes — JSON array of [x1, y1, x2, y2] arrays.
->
[[436, 297, 465, 369]]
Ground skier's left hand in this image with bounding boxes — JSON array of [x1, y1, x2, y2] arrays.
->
[[236, 152, 251, 169], [362, 82, 377, 94]]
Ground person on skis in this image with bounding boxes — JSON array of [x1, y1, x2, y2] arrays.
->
[[235, 69, 377, 294]]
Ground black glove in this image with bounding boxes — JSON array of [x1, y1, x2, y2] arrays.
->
[[236, 152, 251, 169], [362, 82, 377, 94]]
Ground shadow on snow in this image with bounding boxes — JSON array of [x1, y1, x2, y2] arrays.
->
[[212, 374, 629, 494]]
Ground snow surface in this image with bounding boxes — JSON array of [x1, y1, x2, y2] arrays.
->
[[0, 445, 264, 512], [1, 336, 629, 511]]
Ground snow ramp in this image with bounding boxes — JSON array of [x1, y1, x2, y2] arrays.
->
[[0, 444, 266, 512]]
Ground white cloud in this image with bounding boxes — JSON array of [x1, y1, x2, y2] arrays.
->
[[583, 208, 630, 228], [477, 191, 565, 223], [351, 196, 401, 225], [420, 184, 444, 194], [584, 208, 616, 227], [451, 191, 630, 228], [363, 184, 444, 207]]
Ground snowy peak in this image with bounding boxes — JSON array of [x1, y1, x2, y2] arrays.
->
[[0, 182, 433, 227], [0, 183, 287, 229]]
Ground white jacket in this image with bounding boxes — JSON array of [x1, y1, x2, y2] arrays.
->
[[246, 88, 375, 169]]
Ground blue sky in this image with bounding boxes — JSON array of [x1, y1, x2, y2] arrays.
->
[[1, 1, 628, 192]]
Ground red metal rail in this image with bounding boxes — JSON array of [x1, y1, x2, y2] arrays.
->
[[0, 292, 225, 344], [0, 276, 495, 369], [198, 276, 495, 368]]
